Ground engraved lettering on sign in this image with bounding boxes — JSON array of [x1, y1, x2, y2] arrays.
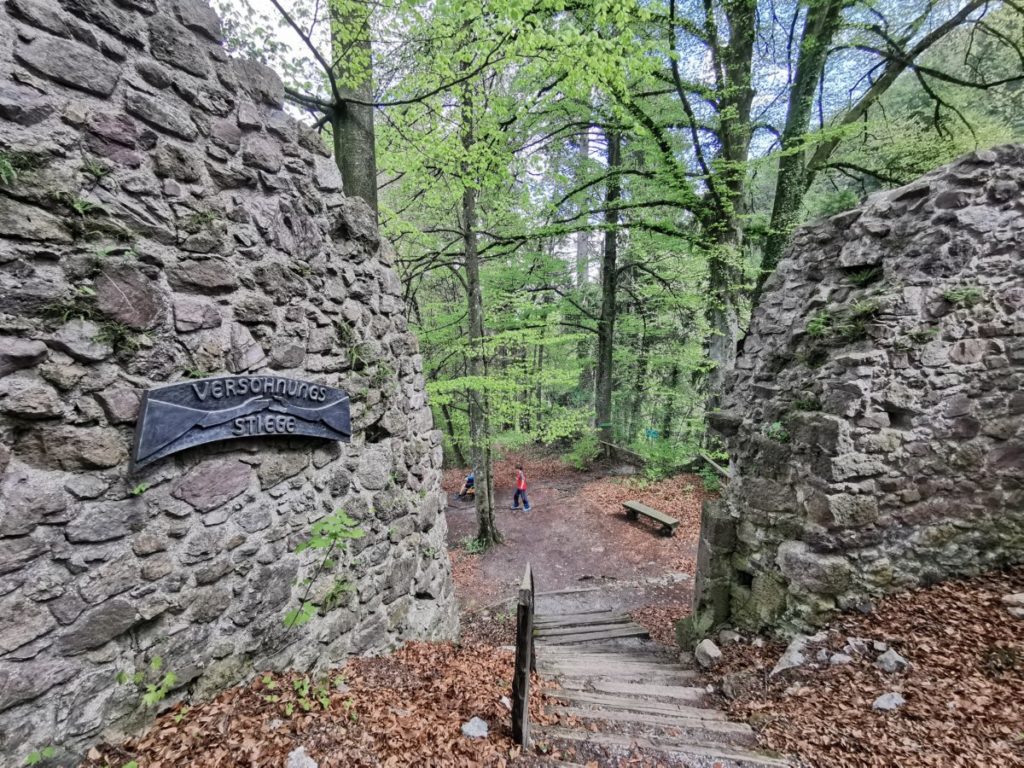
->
[[131, 375, 350, 470]]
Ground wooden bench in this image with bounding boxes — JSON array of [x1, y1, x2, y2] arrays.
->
[[622, 500, 679, 537]]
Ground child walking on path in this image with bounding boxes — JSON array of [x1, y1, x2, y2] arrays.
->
[[511, 464, 531, 512]]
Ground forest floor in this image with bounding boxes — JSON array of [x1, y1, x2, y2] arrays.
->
[[698, 566, 1024, 768], [444, 451, 710, 630], [448, 454, 1024, 767]]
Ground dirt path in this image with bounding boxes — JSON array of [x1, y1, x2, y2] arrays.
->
[[443, 454, 712, 625]]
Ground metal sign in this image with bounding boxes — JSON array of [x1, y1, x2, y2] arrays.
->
[[131, 375, 350, 469]]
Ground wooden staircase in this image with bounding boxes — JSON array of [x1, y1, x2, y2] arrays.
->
[[532, 609, 790, 768]]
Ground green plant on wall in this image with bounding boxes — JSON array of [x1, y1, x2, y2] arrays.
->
[[115, 656, 177, 708], [763, 421, 790, 443], [180, 207, 222, 235], [23, 746, 57, 765], [792, 396, 822, 412], [905, 326, 939, 345], [1, 150, 39, 186], [80, 156, 110, 181], [806, 310, 833, 338], [805, 298, 884, 345], [44, 285, 97, 324], [943, 286, 985, 308], [846, 266, 882, 287], [284, 508, 365, 628], [95, 321, 146, 355]]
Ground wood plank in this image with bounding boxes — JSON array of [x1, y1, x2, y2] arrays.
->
[[535, 610, 623, 622], [539, 650, 674, 663], [539, 668, 699, 687], [555, 679, 707, 704], [539, 664, 697, 682], [534, 615, 630, 629], [545, 707, 755, 745], [537, 659, 680, 674], [536, 608, 617, 620], [540, 658, 694, 671], [549, 690, 729, 720], [534, 726, 790, 767], [535, 626, 650, 644], [535, 621, 639, 637]]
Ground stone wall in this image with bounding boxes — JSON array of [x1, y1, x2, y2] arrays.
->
[[695, 145, 1024, 635], [0, 0, 457, 762]]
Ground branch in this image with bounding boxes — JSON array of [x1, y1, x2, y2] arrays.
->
[[806, 0, 988, 175], [266, 0, 339, 104]]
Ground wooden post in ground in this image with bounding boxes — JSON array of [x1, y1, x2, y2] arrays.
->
[[512, 563, 534, 746]]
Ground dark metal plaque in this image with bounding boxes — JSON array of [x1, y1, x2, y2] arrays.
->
[[131, 375, 350, 470]]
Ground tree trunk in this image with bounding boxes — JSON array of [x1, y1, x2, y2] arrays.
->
[[535, 342, 544, 419], [576, 130, 595, 393], [575, 131, 591, 288], [440, 403, 468, 468], [594, 130, 620, 449], [461, 86, 500, 548], [465, 183, 499, 546], [703, 1, 757, 400], [627, 314, 649, 443], [661, 363, 680, 439], [330, 0, 378, 215], [756, 0, 845, 303]]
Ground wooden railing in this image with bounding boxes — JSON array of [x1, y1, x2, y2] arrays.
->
[[511, 562, 535, 746]]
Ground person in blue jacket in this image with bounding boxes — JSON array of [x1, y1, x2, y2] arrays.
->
[[457, 471, 475, 499]]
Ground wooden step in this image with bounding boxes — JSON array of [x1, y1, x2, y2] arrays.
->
[[548, 690, 729, 720], [541, 668, 700, 688], [538, 658, 687, 675], [532, 618, 626, 626], [539, 648, 672, 660], [547, 706, 756, 747], [535, 625, 650, 645], [535, 610, 621, 623], [536, 726, 792, 768], [540, 652, 682, 668], [536, 621, 641, 638], [555, 679, 707, 704], [540, 663, 700, 684], [536, 608, 616, 619]]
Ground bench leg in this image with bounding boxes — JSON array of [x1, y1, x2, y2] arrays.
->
[[660, 525, 674, 537], [626, 510, 639, 521]]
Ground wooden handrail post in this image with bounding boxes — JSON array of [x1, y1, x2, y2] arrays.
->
[[512, 562, 534, 746], [529, 565, 536, 674]]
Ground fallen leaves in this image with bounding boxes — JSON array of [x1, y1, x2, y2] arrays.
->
[[81, 642, 556, 768], [706, 567, 1024, 768], [630, 600, 690, 648]]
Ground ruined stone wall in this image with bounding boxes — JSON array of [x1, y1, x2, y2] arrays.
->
[[0, 0, 457, 761], [696, 146, 1024, 635]]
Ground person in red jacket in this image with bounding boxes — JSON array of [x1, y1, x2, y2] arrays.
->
[[511, 464, 531, 512]]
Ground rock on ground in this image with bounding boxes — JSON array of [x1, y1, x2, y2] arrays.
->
[[285, 747, 318, 768], [461, 716, 489, 738], [770, 632, 826, 676], [695, 638, 723, 669], [872, 692, 906, 711], [875, 648, 909, 674]]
